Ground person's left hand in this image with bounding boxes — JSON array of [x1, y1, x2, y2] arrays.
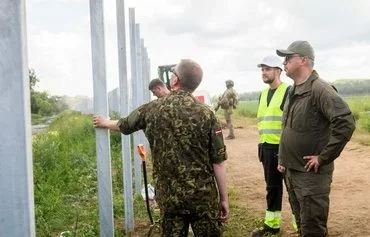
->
[[93, 115, 109, 128], [303, 155, 320, 173]]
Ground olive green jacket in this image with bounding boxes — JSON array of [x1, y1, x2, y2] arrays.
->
[[279, 70, 356, 174]]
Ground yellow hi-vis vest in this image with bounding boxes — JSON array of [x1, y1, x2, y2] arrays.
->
[[257, 83, 289, 144]]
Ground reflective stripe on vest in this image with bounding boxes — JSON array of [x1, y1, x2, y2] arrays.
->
[[257, 82, 289, 144]]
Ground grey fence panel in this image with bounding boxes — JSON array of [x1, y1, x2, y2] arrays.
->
[[0, 1, 36, 236], [116, 0, 134, 232], [89, 0, 114, 236], [129, 9, 142, 194]]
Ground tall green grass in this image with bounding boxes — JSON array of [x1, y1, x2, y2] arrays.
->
[[33, 110, 150, 236], [33, 111, 99, 236], [236, 101, 258, 117], [345, 96, 370, 133]]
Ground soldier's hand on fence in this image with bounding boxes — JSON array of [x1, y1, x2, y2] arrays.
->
[[93, 115, 110, 128], [303, 155, 320, 173]]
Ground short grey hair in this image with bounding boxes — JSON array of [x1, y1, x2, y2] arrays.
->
[[176, 59, 203, 92], [308, 58, 315, 68]]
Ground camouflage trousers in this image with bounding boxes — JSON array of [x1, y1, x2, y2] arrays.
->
[[161, 210, 223, 237], [223, 109, 234, 137], [285, 169, 332, 237]]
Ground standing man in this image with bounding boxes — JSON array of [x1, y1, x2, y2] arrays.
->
[[251, 55, 291, 236], [93, 59, 229, 236], [276, 41, 356, 236], [148, 78, 170, 98], [216, 80, 238, 139]]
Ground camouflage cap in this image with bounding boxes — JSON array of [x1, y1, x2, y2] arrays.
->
[[276, 40, 315, 61]]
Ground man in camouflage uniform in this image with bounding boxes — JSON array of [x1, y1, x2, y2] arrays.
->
[[149, 78, 170, 98], [276, 41, 356, 237], [216, 80, 238, 139], [93, 59, 229, 237]]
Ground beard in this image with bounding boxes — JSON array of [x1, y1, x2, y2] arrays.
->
[[263, 77, 275, 84]]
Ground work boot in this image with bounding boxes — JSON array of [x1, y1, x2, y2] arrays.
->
[[251, 224, 279, 237], [225, 135, 235, 140]]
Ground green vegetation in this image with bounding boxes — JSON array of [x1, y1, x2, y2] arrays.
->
[[33, 111, 257, 236], [235, 101, 258, 117], [333, 79, 370, 96], [345, 96, 370, 133], [33, 94, 369, 235], [30, 68, 68, 124], [33, 110, 152, 236]]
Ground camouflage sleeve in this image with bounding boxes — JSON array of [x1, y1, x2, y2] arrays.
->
[[209, 114, 227, 164], [219, 89, 233, 106], [218, 91, 229, 106], [117, 104, 147, 135]]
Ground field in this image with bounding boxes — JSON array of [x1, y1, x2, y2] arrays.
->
[[32, 95, 369, 236]]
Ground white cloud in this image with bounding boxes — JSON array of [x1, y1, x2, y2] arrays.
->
[[25, 0, 370, 98]]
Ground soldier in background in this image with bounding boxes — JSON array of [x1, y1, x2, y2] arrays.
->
[[93, 59, 229, 236], [216, 80, 238, 139], [148, 78, 170, 98]]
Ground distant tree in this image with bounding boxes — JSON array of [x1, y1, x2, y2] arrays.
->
[[238, 91, 261, 101], [333, 79, 370, 96], [29, 68, 39, 91], [29, 69, 69, 116]]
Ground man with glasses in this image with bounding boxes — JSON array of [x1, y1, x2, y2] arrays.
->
[[276, 41, 356, 236], [93, 59, 229, 236]]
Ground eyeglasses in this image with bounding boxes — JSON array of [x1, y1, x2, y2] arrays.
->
[[284, 54, 303, 63], [170, 67, 180, 80]]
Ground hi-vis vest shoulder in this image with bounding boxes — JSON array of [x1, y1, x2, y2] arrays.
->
[[257, 83, 289, 144]]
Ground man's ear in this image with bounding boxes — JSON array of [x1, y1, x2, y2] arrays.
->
[[172, 77, 180, 87]]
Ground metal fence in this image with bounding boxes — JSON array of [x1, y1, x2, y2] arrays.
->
[[0, 0, 151, 235]]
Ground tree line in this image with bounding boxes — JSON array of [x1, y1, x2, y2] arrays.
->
[[30, 68, 68, 116], [235, 79, 370, 101]]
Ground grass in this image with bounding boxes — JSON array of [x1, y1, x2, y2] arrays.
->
[[32, 96, 370, 235], [33, 110, 261, 236]]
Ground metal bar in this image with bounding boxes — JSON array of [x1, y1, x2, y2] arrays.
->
[[0, 1, 36, 236], [89, 0, 114, 236], [129, 8, 142, 194], [115, 0, 134, 232], [135, 27, 146, 191]]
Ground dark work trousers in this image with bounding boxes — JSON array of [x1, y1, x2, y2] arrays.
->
[[258, 143, 283, 211], [285, 168, 332, 237]]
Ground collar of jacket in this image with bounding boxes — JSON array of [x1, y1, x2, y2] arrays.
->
[[293, 70, 319, 96]]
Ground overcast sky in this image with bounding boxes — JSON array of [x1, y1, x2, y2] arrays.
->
[[26, 0, 370, 97]]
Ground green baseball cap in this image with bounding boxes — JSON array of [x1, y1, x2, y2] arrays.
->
[[276, 40, 315, 61]]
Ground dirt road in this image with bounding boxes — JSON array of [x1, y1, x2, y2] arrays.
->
[[224, 119, 370, 237]]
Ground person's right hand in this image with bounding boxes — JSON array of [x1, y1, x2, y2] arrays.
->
[[277, 164, 286, 173], [93, 115, 110, 128], [219, 200, 229, 223]]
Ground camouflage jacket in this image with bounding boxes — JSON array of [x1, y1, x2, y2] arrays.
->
[[117, 91, 227, 213], [219, 88, 238, 110]]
